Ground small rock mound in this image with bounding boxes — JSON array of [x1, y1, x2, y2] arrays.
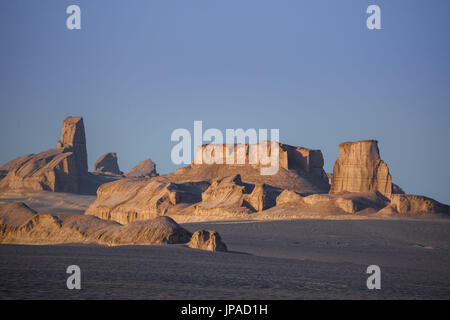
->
[[276, 190, 304, 205], [99, 216, 192, 245], [126, 158, 158, 178], [187, 230, 228, 252], [94, 152, 122, 175]]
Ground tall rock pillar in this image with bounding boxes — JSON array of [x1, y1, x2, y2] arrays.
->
[[330, 140, 392, 197], [57, 116, 88, 174]]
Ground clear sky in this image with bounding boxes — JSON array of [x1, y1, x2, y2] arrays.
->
[[1, 1, 449, 204]]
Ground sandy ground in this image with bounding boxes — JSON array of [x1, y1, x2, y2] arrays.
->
[[1, 219, 449, 299], [0, 191, 95, 214]]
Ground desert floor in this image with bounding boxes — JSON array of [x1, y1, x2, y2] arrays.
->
[[1, 218, 450, 299]]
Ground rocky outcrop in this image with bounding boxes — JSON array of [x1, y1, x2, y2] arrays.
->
[[187, 230, 228, 252], [85, 177, 210, 224], [86, 171, 286, 224], [126, 158, 158, 178], [273, 189, 389, 216], [0, 155, 33, 182], [194, 142, 329, 184], [85, 145, 331, 224], [378, 194, 450, 216], [0, 148, 85, 193], [0, 202, 231, 250], [193, 174, 282, 217], [276, 190, 304, 206], [94, 152, 122, 175], [330, 140, 392, 197], [96, 216, 192, 245], [0, 117, 119, 195], [0, 202, 193, 246], [0, 202, 37, 228]]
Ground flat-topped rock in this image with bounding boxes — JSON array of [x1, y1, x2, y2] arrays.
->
[[330, 140, 392, 197], [193, 142, 328, 181]]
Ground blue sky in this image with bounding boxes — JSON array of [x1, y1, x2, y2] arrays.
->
[[1, 1, 449, 204]]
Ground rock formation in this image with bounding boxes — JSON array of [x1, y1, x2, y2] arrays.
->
[[126, 158, 158, 177], [193, 175, 281, 217], [57, 116, 88, 173], [0, 202, 37, 228], [276, 190, 304, 206], [0, 202, 178, 245], [0, 154, 33, 181], [86, 177, 210, 224], [187, 230, 228, 252], [194, 142, 329, 183], [85, 169, 289, 224], [330, 140, 392, 197], [276, 191, 371, 214], [0, 202, 231, 250], [2, 116, 448, 221], [88, 139, 447, 223], [0, 117, 119, 195], [94, 152, 122, 175], [95, 216, 192, 245], [85, 141, 332, 224], [378, 194, 450, 216]]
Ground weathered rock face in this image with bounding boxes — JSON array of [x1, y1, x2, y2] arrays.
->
[[187, 230, 228, 252], [330, 140, 392, 197], [0, 116, 117, 195], [126, 158, 158, 178], [94, 152, 122, 175]]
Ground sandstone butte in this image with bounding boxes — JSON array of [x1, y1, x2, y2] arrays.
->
[[330, 140, 392, 197], [1, 116, 450, 247]]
